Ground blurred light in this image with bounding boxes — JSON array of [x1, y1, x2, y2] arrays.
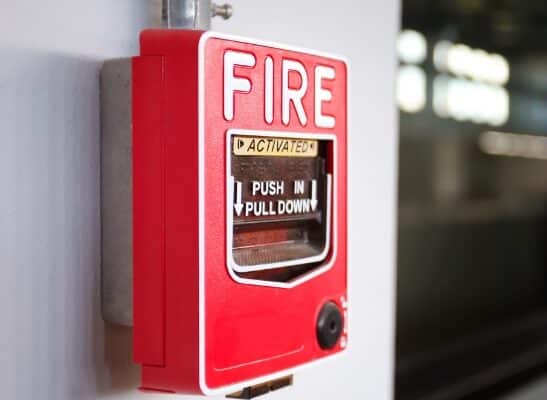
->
[[479, 131, 547, 160], [433, 40, 452, 71], [433, 41, 510, 85], [397, 65, 426, 113], [433, 75, 509, 126], [397, 30, 427, 64], [490, 54, 510, 85]]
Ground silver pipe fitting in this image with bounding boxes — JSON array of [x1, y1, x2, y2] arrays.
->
[[162, 0, 232, 29], [212, 3, 233, 20]]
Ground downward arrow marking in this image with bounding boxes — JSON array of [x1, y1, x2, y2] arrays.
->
[[310, 179, 318, 211], [234, 180, 243, 216]]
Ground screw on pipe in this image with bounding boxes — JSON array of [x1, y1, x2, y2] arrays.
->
[[212, 3, 233, 20]]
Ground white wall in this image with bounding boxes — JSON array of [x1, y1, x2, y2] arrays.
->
[[0, 1, 399, 399]]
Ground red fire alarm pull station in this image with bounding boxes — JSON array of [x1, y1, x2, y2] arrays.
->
[[102, 29, 347, 397]]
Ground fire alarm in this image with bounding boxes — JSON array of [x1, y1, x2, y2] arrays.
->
[[101, 29, 348, 396]]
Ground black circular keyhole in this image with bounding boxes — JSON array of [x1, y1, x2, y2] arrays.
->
[[316, 302, 343, 350]]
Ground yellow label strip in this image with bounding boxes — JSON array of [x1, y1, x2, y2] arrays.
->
[[233, 136, 318, 157]]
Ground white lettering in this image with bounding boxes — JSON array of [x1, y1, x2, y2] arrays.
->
[[268, 201, 276, 215], [224, 51, 256, 121], [250, 180, 284, 196], [314, 66, 336, 128], [277, 198, 312, 215], [282, 59, 308, 126], [294, 180, 305, 195], [264, 56, 274, 124], [245, 202, 253, 216], [279, 200, 285, 214], [245, 201, 278, 217], [252, 181, 261, 196]]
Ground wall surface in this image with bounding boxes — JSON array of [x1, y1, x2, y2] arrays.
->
[[0, 1, 399, 399]]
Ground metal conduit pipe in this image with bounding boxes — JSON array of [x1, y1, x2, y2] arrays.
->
[[162, 0, 233, 29]]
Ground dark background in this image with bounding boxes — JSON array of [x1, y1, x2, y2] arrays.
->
[[397, 1, 547, 399]]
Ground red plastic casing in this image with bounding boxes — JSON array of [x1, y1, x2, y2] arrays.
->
[[133, 29, 348, 395]]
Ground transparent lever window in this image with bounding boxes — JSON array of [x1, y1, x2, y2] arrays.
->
[[228, 134, 333, 283]]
